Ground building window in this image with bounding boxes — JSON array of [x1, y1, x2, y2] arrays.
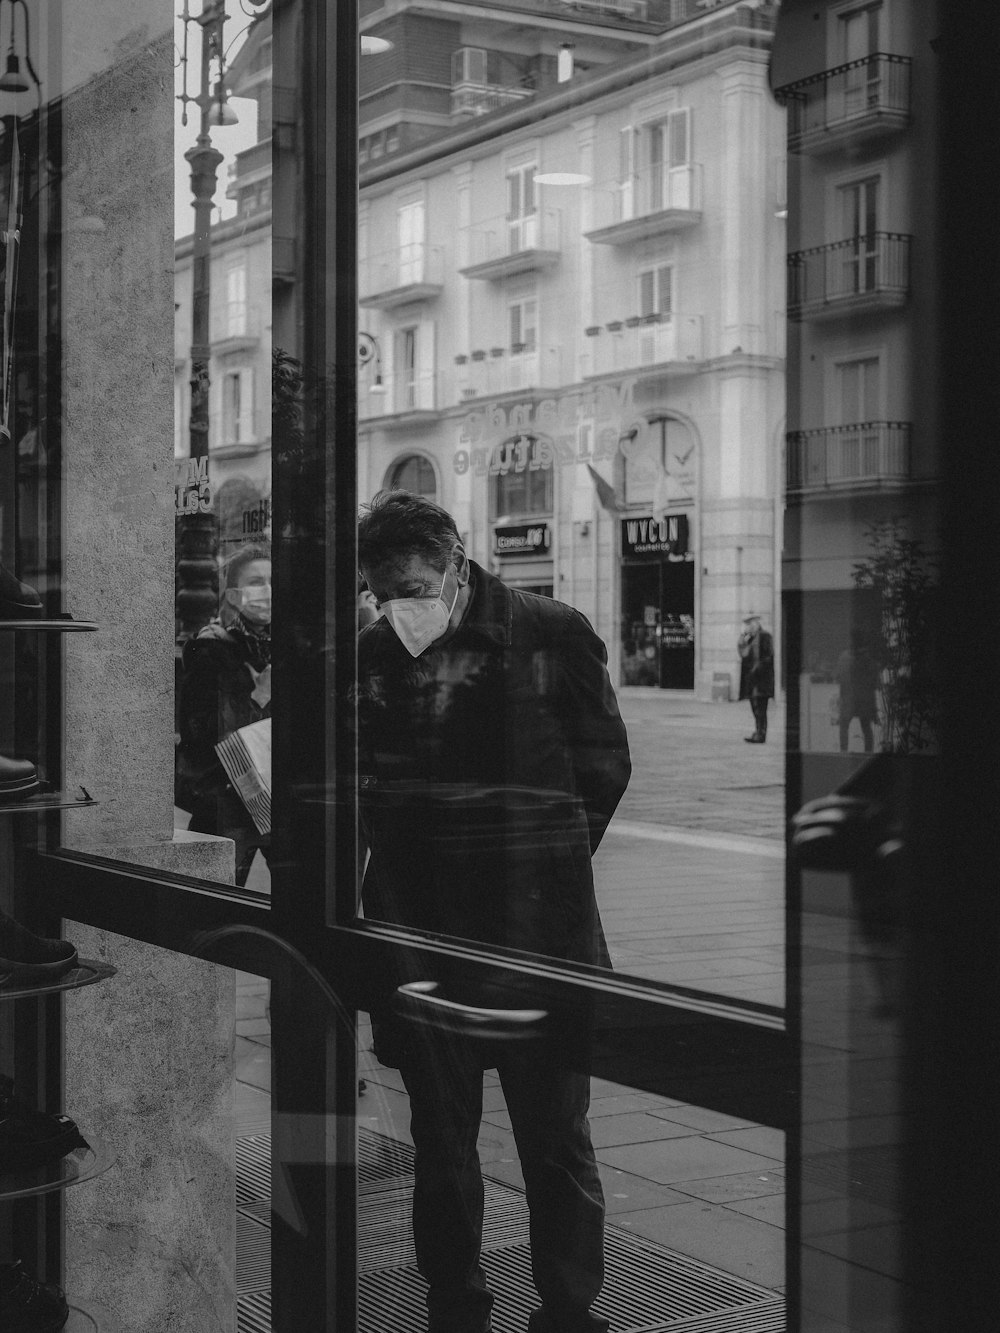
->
[[452, 47, 487, 85], [390, 321, 436, 412], [398, 199, 425, 285], [492, 438, 553, 519], [638, 264, 672, 318], [226, 265, 248, 337], [619, 109, 691, 218], [220, 368, 255, 446], [387, 454, 437, 500], [836, 354, 881, 424], [837, 176, 880, 292], [508, 298, 537, 352], [507, 163, 537, 252]]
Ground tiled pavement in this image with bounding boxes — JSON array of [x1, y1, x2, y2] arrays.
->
[[236, 695, 790, 1313]]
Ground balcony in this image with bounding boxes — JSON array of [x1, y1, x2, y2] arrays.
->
[[455, 345, 566, 399], [459, 209, 561, 281], [775, 54, 912, 155], [451, 82, 535, 120], [559, 0, 649, 18], [787, 233, 911, 321], [786, 422, 911, 495], [211, 304, 264, 354], [581, 314, 703, 380], [358, 370, 439, 425], [585, 164, 702, 246], [359, 244, 445, 309], [210, 409, 268, 454]]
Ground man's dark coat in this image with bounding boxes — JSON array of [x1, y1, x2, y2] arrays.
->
[[738, 628, 775, 701], [355, 563, 631, 974]]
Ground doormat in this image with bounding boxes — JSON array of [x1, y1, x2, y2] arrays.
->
[[237, 1128, 785, 1333]]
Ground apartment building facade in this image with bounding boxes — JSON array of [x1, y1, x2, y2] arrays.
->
[[773, 0, 939, 750], [358, 0, 786, 696]]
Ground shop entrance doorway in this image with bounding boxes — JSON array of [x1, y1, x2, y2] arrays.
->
[[621, 555, 695, 688]]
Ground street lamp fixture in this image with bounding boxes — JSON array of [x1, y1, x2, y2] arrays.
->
[[0, 1, 38, 97], [358, 331, 386, 394]]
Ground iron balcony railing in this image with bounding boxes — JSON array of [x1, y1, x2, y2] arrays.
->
[[450, 83, 535, 118], [776, 53, 912, 148], [787, 232, 911, 317], [786, 422, 911, 492]]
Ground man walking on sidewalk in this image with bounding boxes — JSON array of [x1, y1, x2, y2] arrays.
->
[[738, 612, 775, 744], [355, 489, 631, 1333]]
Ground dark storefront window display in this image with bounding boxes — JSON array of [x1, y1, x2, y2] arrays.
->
[[3, 2, 999, 1332]]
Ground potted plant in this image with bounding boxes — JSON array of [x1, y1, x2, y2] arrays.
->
[[471, 349, 487, 361], [625, 315, 642, 328], [511, 341, 527, 354], [606, 320, 623, 333], [454, 353, 468, 365], [490, 346, 505, 358], [585, 326, 601, 337]]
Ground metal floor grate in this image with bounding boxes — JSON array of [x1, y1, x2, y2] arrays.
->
[[237, 1128, 785, 1333], [237, 1291, 271, 1333]]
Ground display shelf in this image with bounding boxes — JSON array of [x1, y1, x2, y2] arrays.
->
[[0, 787, 96, 815], [0, 1135, 115, 1201], [0, 616, 98, 632], [0, 959, 116, 1000]]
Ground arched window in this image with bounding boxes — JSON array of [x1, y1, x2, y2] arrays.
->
[[386, 454, 437, 500]]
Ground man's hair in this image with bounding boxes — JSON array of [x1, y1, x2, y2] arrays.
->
[[358, 489, 460, 572], [223, 543, 271, 592]]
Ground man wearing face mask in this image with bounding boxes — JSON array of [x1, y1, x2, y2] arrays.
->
[[356, 491, 630, 1333], [176, 543, 272, 886]]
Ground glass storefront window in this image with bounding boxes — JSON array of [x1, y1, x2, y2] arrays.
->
[[7, 2, 1000, 1330]]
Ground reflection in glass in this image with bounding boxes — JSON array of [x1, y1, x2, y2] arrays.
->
[[173, 1, 273, 890]]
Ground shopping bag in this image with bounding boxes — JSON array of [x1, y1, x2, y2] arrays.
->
[[215, 718, 271, 835]]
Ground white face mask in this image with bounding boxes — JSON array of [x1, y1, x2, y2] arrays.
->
[[229, 583, 272, 625], [381, 567, 459, 657]]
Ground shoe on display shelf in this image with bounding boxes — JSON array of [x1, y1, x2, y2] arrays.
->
[[0, 755, 42, 801], [0, 562, 43, 619], [0, 1078, 91, 1175], [0, 909, 78, 985], [0, 1260, 69, 1332]]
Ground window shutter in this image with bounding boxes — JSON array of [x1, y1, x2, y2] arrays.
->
[[668, 108, 690, 166], [658, 264, 673, 316], [618, 125, 635, 220], [638, 270, 655, 317], [416, 320, 436, 411]]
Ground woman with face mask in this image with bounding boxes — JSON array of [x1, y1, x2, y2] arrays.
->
[[176, 544, 272, 887]]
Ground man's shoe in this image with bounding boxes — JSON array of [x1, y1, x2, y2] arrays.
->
[[0, 1080, 90, 1174], [0, 1260, 69, 1332], [0, 909, 78, 985], [744, 734, 765, 744], [0, 562, 42, 619], [0, 755, 41, 801]]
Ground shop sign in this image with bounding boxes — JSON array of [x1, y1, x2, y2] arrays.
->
[[452, 380, 636, 477], [175, 455, 213, 516], [494, 523, 551, 557], [621, 514, 689, 558]]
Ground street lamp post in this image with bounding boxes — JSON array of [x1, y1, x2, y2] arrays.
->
[[176, 0, 228, 641]]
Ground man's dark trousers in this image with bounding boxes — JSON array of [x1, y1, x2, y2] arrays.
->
[[750, 694, 769, 740], [396, 1026, 609, 1333]]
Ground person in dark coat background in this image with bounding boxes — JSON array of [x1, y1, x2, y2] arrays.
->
[[176, 543, 272, 886], [738, 612, 775, 743], [355, 490, 630, 1333]]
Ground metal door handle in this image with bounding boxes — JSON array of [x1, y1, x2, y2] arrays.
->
[[395, 981, 548, 1040]]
